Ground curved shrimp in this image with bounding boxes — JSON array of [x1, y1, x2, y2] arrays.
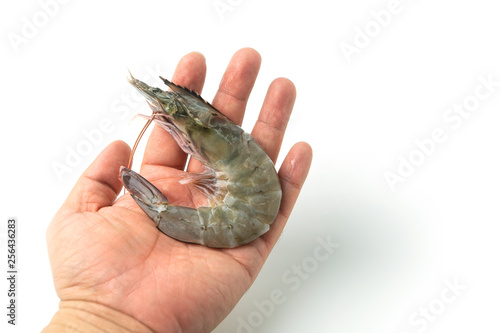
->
[[120, 74, 281, 248]]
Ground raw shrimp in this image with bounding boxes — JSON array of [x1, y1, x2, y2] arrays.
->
[[120, 74, 281, 248]]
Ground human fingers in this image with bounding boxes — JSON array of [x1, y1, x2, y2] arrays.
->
[[261, 142, 313, 250], [141, 52, 206, 171], [211, 47, 261, 125], [251, 78, 296, 164], [187, 48, 261, 172], [58, 140, 131, 216]]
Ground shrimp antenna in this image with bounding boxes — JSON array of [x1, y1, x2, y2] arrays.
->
[[126, 68, 135, 83], [127, 114, 155, 170], [127, 97, 165, 170]]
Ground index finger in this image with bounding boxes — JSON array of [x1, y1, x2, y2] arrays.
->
[[140, 52, 207, 172]]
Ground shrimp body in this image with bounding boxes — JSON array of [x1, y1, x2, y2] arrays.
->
[[120, 75, 281, 248]]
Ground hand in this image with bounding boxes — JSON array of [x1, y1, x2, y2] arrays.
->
[[44, 48, 312, 333]]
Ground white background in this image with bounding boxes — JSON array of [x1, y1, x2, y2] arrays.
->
[[1, 0, 499, 332]]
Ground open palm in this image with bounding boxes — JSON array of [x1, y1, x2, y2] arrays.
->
[[46, 48, 312, 333]]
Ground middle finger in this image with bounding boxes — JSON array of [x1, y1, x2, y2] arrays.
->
[[187, 47, 262, 172]]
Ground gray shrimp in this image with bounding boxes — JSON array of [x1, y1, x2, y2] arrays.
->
[[120, 74, 281, 248]]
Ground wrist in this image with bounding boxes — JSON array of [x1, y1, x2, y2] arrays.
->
[[42, 300, 154, 333]]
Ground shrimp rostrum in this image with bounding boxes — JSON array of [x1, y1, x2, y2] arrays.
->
[[120, 74, 282, 248]]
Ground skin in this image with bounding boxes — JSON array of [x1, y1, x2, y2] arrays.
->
[[44, 48, 313, 333]]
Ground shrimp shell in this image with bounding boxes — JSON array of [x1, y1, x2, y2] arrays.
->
[[120, 74, 281, 248]]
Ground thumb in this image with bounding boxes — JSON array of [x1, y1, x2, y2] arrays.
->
[[61, 140, 131, 214]]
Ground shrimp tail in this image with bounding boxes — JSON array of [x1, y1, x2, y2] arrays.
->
[[120, 167, 205, 245]]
